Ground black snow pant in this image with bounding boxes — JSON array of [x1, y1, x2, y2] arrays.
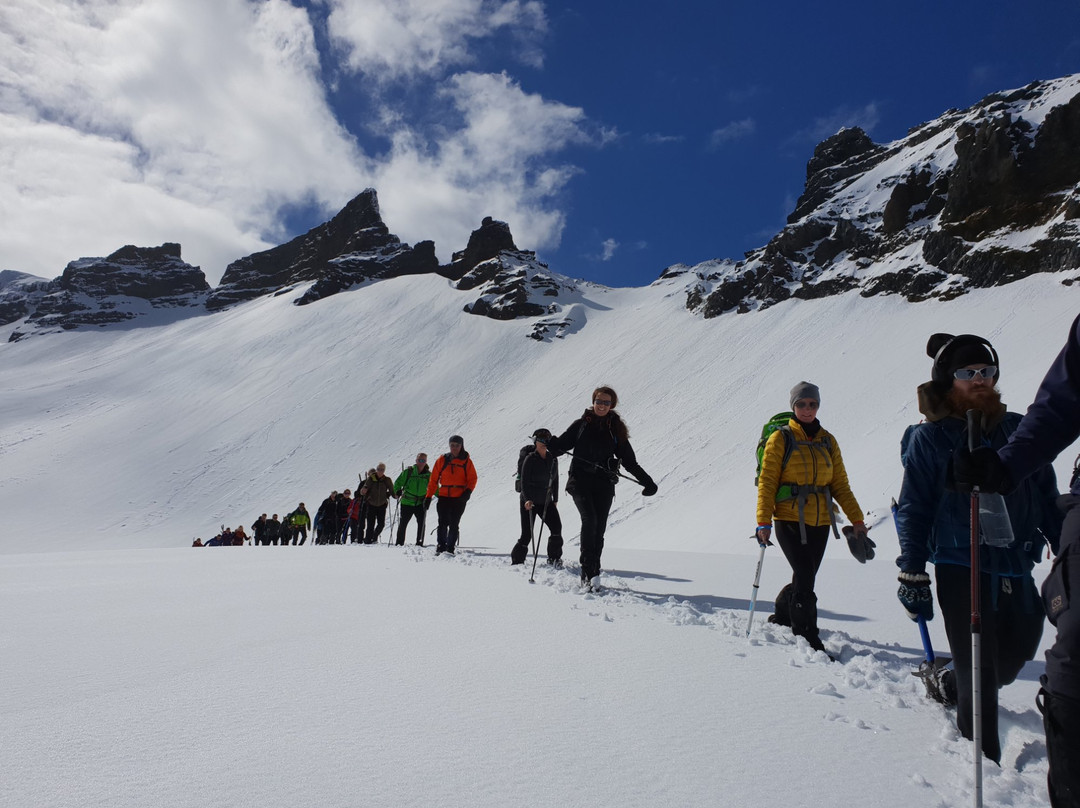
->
[[774, 520, 829, 647], [436, 497, 468, 551], [397, 503, 426, 545], [1039, 495, 1080, 807], [364, 504, 387, 544], [511, 501, 563, 564], [571, 474, 615, 581], [935, 563, 1044, 765]]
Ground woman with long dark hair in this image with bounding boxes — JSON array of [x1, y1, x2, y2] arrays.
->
[[548, 386, 657, 590]]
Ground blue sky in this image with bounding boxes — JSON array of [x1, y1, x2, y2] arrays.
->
[[2, 1, 1079, 287]]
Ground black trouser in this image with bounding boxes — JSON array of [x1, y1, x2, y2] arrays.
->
[[1040, 494, 1080, 806], [935, 563, 1044, 764], [364, 504, 387, 544], [571, 475, 614, 580], [294, 525, 307, 545], [774, 520, 829, 640], [436, 497, 468, 550], [397, 503, 426, 545], [512, 501, 563, 563]]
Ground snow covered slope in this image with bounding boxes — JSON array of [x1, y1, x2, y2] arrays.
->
[[0, 272, 1076, 554]]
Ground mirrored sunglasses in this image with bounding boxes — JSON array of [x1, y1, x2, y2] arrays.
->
[[953, 365, 997, 381]]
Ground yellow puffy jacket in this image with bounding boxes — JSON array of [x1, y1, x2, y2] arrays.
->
[[755, 419, 864, 528]]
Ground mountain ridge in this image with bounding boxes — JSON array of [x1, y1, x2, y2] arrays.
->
[[4, 73, 1079, 341]]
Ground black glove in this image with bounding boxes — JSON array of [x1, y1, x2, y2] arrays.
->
[[897, 571, 934, 621], [461, 489, 471, 502], [843, 524, 876, 563], [641, 479, 658, 497], [952, 446, 1009, 493], [424, 497, 432, 511]]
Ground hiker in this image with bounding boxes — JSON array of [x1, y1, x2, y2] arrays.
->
[[266, 514, 283, 546], [288, 503, 310, 545], [232, 525, 248, 545], [510, 429, 563, 567], [345, 490, 365, 543], [547, 386, 657, 589], [755, 381, 868, 654], [425, 436, 478, 555], [947, 322, 1075, 798], [251, 514, 269, 546], [334, 489, 352, 544], [395, 453, 431, 546], [360, 466, 395, 544], [315, 492, 338, 545], [895, 334, 1060, 766]]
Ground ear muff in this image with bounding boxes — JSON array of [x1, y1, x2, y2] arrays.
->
[[930, 334, 999, 387]]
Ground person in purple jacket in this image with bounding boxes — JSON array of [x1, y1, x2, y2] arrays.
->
[[955, 313, 1080, 808]]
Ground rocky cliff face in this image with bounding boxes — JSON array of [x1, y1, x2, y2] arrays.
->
[[674, 74, 1080, 317], [7, 244, 208, 341], [206, 189, 438, 310]]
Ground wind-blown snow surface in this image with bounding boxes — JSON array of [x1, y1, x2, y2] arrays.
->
[[1, 274, 1078, 806]]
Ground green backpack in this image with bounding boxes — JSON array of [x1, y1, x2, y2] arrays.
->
[[754, 412, 795, 487]]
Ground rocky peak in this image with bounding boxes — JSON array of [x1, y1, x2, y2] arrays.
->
[[206, 188, 439, 310], [8, 243, 209, 340], [442, 216, 518, 281], [674, 73, 1080, 318]]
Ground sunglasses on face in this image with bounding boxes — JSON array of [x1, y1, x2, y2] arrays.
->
[[593, 399, 613, 407], [953, 366, 997, 381], [794, 400, 819, 410]]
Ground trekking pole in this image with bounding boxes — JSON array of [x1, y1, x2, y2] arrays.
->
[[528, 460, 559, 583], [560, 449, 645, 486], [966, 409, 984, 808], [746, 539, 767, 637]]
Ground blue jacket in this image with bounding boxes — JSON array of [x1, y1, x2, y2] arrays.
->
[[999, 313, 1080, 500], [895, 385, 1061, 576]]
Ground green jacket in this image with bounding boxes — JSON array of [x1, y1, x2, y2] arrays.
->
[[395, 464, 431, 507]]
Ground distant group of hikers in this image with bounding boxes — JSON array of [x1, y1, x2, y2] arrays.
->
[[189, 323, 1080, 808]]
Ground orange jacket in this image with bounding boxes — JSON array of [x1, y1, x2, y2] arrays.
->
[[426, 451, 478, 498]]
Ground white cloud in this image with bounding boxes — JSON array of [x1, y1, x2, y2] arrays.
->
[[323, 0, 547, 80], [372, 71, 593, 260], [0, 0, 369, 282], [709, 118, 756, 148], [0, 0, 595, 285], [643, 132, 685, 145], [600, 238, 618, 261], [793, 103, 882, 144]]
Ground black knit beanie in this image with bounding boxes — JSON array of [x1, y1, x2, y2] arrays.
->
[[926, 333, 999, 388]]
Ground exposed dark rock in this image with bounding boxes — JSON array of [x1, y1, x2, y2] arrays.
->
[[790, 128, 888, 222], [10, 244, 208, 338], [207, 189, 439, 310], [676, 75, 1080, 316], [443, 217, 518, 282]]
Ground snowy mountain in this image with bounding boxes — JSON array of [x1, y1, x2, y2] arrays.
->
[[3, 75, 1080, 808], [670, 73, 1080, 316]]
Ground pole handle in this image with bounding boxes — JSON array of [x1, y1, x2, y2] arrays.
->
[[966, 409, 981, 453]]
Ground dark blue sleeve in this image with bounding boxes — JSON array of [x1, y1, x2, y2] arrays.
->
[[895, 424, 948, 572], [1000, 313, 1080, 491]]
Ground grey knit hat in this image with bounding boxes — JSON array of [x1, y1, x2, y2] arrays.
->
[[790, 381, 820, 410]]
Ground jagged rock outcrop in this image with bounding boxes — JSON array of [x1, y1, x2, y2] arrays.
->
[[0, 270, 52, 327], [443, 216, 518, 282], [8, 244, 209, 340], [448, 217, 577, 322], [673, 74, 1080, 317], [206, 189, 439, 310]]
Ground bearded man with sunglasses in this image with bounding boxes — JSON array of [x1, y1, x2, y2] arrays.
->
[[895, 333, 1061, 765]]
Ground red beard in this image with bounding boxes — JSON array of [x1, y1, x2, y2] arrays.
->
[[946, 384, 1003, 418]]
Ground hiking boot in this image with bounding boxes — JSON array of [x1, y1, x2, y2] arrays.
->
[[547, 558, 563, 568]]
